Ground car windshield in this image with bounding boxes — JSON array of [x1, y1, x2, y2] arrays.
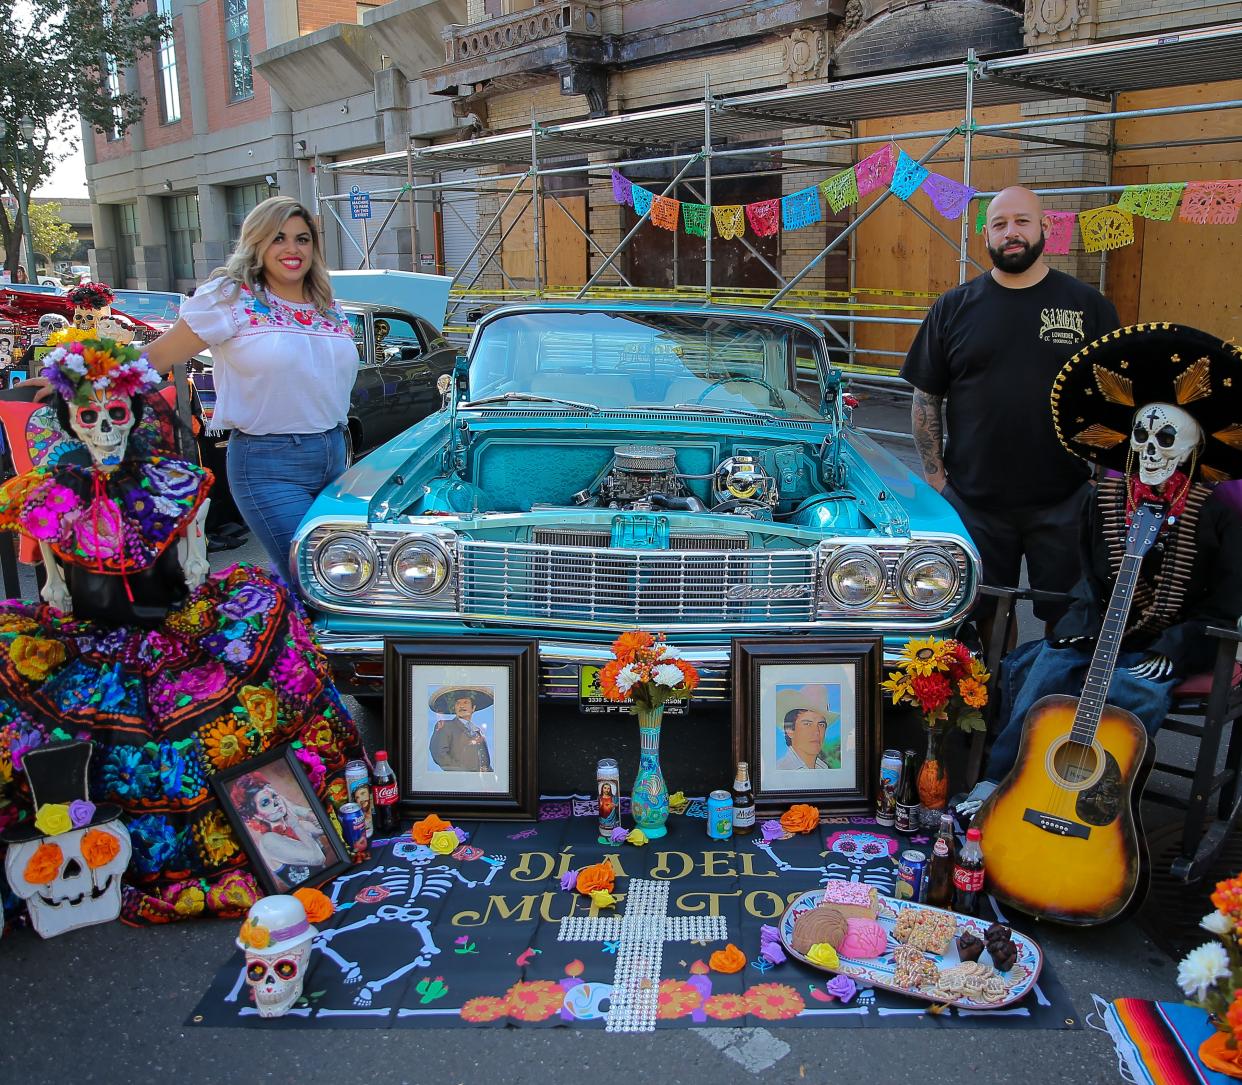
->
[[467, 309, 828, 418], [113, 290, 183, 322], [3, 283, 62, 295]]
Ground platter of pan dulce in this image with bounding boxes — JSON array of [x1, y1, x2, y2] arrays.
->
[[778, 882, 1043, 1010]]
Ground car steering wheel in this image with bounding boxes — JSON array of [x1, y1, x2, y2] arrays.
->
[[693, 375, 784, 407]]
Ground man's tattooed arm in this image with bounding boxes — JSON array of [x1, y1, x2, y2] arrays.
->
[[911, 389, 947, 492]]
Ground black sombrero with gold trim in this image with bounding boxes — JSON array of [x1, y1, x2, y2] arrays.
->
[[1050, 322, 1242, 484]]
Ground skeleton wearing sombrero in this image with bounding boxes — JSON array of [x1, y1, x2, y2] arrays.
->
[[428, 685, 494, 773], [959, 323, 1242, 814]]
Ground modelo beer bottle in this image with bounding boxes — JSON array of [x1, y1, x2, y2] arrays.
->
[[894, 749, 920, 833], [953, 826, 985, 915], [732, 761, 756, 836], [925, 812, 957, 908], [372, 750, 399, 835]]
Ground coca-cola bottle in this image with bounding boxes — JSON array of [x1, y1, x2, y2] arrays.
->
[[925, 812, 956, 908], [953, 827, 985, 914], [372, 750, 400, 835]]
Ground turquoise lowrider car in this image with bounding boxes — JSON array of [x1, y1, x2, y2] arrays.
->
[[291, 303, 979, 700]]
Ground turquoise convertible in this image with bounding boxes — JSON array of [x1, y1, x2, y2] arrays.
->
[[291, 303, 979, 700]]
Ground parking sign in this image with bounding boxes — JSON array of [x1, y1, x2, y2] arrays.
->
[[349, 185, 372, 220]]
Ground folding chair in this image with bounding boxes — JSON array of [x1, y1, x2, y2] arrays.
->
[[968, 584, 1242, 884]]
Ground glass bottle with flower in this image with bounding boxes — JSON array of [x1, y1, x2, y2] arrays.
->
[[599, 631, 699, 839], [1178, 875, 1242, 1077], [881, 636, 990, 820]]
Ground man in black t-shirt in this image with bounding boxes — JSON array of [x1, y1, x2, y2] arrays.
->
[[900, 185, 1119, 629]]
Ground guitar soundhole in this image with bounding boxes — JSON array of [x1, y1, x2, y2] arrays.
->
[[1050, 741, 1100, 788]]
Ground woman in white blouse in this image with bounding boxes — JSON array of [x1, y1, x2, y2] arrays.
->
[[145, 197, 357, 582]]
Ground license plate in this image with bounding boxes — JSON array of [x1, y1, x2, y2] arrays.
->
[[578, 665, 687, 715]]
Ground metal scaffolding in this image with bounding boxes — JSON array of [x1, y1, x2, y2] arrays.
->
[[317, 19, 1242, 374]]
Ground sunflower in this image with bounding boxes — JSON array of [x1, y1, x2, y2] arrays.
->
[[505, 980, 566, 1022], [744, 982, 806, 1021], [880, 670, 913, 707], [201, 716, 252, 771], [896, 636, 952, 677], [656, 979, 703, 1019], [460, 995, 509, 1023], [703, 993, 749, 1020]]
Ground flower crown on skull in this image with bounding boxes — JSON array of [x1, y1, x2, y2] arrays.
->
[[40, 337, 161, 407]]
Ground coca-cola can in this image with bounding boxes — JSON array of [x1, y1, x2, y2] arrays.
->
[[339, 802, 369, 862]]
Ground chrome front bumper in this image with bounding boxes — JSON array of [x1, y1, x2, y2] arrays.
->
[[317, 631, 901, 703]]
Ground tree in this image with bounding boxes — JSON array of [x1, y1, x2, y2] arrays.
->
[[0, 0, 165, 274], [1, 201, 78, 270]]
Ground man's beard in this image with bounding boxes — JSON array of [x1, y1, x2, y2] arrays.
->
[[988, 230, 1046, 273]]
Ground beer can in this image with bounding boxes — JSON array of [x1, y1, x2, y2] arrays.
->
[[597, 758, 620, 835], [707, 790, 733, 840], [339, 802, 369, 862], [895, 849, 927, 903], [876, 748, 902, 827], [345, 759, 373, 838]]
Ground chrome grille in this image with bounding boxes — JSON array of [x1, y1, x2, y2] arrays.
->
[[458, 541, 815, 628]]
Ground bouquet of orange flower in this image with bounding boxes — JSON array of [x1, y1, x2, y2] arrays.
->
[[1177, 875, 1242, 1068], [599, 631, 699, 712], [880, 635, 990, 732]]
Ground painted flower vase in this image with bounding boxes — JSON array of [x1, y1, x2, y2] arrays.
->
[[630, 704, 669, 839], [917, 722, 949, 826]]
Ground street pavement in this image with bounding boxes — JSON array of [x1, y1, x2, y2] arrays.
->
[[0, 389, 1201, 1084]]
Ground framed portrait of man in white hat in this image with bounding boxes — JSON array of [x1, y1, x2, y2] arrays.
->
[[384, 638, 538, 819], [732, 637, 882, 813]]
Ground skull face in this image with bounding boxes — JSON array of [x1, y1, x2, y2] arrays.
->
[[70, 389, 136, 469], [1131, 402, 1202, 486], [824, 829, 899, 867], [73, 303, 110, 331], [95, 315, 135, 345], [3, 822, 132, 939], [245, 941, 313, 1017], [37, 313, 69, 339]]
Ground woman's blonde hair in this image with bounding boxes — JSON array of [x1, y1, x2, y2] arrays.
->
[[210, 196, 334, 312]]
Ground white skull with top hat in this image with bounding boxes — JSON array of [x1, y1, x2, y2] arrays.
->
[[237, 894, 319, 1016]]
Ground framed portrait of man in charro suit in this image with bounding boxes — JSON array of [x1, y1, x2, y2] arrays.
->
[[385, 638, 538, 819]]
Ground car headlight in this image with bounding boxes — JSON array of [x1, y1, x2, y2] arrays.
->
[[314, 532, 377, 595], [390, 538, 451, 596], [824, 548, 886, 607], [897, 548, 959, 609]]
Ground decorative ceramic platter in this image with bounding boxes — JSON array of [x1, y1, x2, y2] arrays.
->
[[778, 889, 1043, 1010]]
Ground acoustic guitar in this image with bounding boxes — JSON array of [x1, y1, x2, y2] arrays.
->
[[973, 502, 1165, 926]]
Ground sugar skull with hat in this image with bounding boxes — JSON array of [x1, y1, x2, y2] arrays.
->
[[237, 894, 319, 1016], [1, 740, 133, 939]]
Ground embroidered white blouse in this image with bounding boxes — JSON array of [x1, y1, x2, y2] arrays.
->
[[180, 277, 358, 435]]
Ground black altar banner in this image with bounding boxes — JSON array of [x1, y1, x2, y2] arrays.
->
[[191, 802, 1079, 1030]]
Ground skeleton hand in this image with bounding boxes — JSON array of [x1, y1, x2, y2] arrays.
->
[[180, 499, 211, 591], [1130, 653, 1174, 681], [483, 855, 507, 867], [37, 542, 72, 614], [344, 964, 363, 985]]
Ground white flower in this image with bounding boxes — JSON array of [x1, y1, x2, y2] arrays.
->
[[1202, 911, 1235, 936], [1177, 941, 1231, 1000], [653, 663, 683, 687], [659, 645, 682, 659], [61, 353, 86, 375], [615, 664, 641, 693]]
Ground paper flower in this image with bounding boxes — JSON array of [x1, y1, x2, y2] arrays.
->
[[292, 887, 334, 924], [760, 819, 789, 842], [780, 804, 820, 834], [23, 842, 62, 885], [453, 827, 470, 843], [576, 860, 616, 896], [759, 924, 781, 946], [609, 826, 629, 845], [411, 813, 452, 844], [760, 942, 787, 966], [34, 802, 72, 837], [668, 791, 689, 814], [626, 828, 648, 847], [827, 975, 857, 1003], [239, 919, 270, 949], [709, 944, 746, 974], [81, 828, 121, 869], [1203, 911, 1235, 936], [807, 943, 840, 969], [1178, 941, 1232, 1000], [590, 890, 617, 910], [68, 799, 97, 828], [430, 830, 458, 854], [560, 869, 579, 892]]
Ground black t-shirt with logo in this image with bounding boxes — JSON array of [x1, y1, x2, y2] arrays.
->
[[901, 268, 1119, 510]]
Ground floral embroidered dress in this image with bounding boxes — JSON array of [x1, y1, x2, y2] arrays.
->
[[0, 395, 363, 925]]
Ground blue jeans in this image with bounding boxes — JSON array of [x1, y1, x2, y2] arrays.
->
[[984, 638, 1178, 782], [227, 426, 347, 583]]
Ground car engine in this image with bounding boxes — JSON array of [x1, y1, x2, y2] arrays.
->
[[573, 444, 777, 517]]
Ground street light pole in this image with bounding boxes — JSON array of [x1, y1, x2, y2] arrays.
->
[[0, 116, 40, 280]]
